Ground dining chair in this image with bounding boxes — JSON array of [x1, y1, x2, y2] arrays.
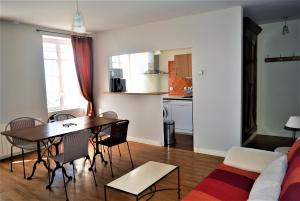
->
[[47, 130, 97, 201], [47, 113, 76, 155], [93, 111, 122, 156], [5, 117, 46, 179], [98, 120, 134, 177]]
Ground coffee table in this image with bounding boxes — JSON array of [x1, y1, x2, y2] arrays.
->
[[104, 161, 180, 201]]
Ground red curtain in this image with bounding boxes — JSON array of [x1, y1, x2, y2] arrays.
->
[[71, 36, 95, 116]]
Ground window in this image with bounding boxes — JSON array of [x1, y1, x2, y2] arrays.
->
[[42, 35, 86, 112]]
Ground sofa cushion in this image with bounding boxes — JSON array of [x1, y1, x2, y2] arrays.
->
[[248, 155, 287, 201], [182, 163, 259, 201], [224, 147, 282, 173], [280, 140, 300, 201]]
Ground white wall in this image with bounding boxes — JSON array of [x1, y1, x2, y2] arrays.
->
[[257, 19, 300, 138], [0, 21, 48, 123], [94, 7, 242, 155]]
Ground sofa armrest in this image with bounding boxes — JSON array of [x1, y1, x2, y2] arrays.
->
[[224, 147, 283, 173]]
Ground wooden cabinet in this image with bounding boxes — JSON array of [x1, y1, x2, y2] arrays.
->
[[242, 17, 262, 143], [175, 54, 192, 77]]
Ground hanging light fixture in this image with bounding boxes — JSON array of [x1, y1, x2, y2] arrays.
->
[[72, 0, 86, 33], [282, 16, 289, 35]]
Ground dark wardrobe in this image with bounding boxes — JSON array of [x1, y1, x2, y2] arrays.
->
[[242, 17, 262, 143]]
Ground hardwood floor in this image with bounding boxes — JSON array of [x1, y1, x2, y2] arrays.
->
[[169, 133, 193, 151], [245, 134, 294, 151], [0, 142, 223, 201]]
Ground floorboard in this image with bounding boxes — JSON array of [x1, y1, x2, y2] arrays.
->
[[169, 133, 193, 151], [245, 134, 294, 151], [0, 141, 223, 201]]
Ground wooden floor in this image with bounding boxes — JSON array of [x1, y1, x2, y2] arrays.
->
[[169, 133, 193, 151], [0, 141, 223, 201], [245, 134, 294, 151]]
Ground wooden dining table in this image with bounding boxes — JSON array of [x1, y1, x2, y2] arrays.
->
[[1, 116, 122, 180]]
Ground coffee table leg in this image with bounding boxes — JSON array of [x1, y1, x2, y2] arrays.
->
[[104, 185, 107, 201], [177, 167, 180, 200]]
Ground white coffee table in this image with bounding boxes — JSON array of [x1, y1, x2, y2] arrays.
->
[[104, 161, 180, 201]]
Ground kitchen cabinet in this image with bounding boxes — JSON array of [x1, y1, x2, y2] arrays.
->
[[174, 54, 192, 78], [170, 100, 193, 134]]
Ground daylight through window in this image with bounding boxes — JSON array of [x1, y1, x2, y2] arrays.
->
[[42, 35, 86, 112]]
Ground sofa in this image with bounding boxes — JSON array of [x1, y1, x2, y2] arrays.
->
[[182, 139, 300, 201]]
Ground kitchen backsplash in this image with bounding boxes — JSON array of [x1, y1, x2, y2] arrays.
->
[[168, 61, 192, 96]]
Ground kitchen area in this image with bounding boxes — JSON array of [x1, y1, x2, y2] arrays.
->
[[161, 48, 193, 151], [107, 48, 193, 151]]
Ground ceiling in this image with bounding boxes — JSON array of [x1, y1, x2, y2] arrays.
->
[[1, 0, 300, 33]]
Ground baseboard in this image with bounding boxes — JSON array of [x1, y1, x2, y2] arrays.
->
[[194, 147, 227, 157], [0, 150, 32, 160], [257, 131, 295, 138], [127, 136, 162, 146], [175, 128, 193, 134]]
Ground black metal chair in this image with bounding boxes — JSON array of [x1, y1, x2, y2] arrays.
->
[[98, 120, 134, 177], [47, 113, 76, 155], [90, 111, 121, 161], [5, 117, 46, 179]]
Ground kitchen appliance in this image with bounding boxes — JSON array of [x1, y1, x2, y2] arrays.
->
[[110, 78, 126, 92], [144, 52, 167, 74]]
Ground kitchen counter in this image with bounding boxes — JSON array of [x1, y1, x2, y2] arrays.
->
[[163, 95, 192, 101], [105, 91, 168, 95]]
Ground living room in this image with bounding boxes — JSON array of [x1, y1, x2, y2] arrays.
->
[[1, 1, 300, 201]]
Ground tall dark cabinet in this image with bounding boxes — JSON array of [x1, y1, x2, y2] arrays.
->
[[242, 17, 262, 143]]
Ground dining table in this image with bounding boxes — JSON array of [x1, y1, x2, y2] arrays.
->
[[1, 116, 122, 180]]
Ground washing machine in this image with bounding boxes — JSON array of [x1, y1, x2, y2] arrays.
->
[[163, 100, 171, 121]]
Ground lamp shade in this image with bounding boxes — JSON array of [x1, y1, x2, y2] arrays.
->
[[72, 11, 86, 33], [286, 116, 300, 129]]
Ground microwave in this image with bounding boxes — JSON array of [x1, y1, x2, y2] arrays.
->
[[110, 78, 126, 92]]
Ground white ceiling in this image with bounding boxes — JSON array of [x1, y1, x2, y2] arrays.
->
[[1, 0, 300, 33]]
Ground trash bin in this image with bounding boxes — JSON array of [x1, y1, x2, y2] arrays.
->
[[164, 120, 175, 146]]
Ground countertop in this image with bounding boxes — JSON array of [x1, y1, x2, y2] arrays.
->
[[163, 95, 192, 101], [104, 91, 169, 95]]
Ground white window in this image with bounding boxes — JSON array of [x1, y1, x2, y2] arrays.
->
[[42, 35, 86, 112]]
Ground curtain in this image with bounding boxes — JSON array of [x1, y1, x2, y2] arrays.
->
[[71, 35, 95, 116]]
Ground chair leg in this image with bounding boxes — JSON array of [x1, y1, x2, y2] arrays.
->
[[117, 145, 122, 157], [107, 147, 114, 177], [71, 161, 76, 183], [10, 146, 13, 172], [126, 142, 134, 169], [55, 144, 59, 155], [87, 156, 97, 186], [47, 148, 51, 185], [21, 148, 26, 179], [62, 168, 69, 201]]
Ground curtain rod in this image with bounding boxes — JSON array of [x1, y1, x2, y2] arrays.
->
[[36, 29, 88, 37]]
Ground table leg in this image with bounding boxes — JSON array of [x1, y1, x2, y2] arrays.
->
[[89, 131, 108, 171], [27, 141, 52, 180], [177, 167, 180, 200], [104, 185, 107, 201]]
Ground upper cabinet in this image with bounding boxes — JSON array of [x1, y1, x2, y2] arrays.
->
[[174, 54, 192, 78]]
